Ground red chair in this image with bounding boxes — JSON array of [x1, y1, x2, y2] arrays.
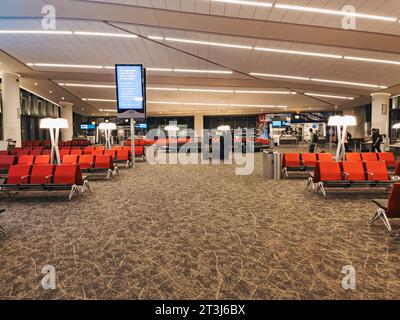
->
[[282, 153, 302, 177], [371, 183, 400, 235], [308, 161, 344, 197], [34, 155, 51, 165], [5, 165, 32, 185], [84, 147, 95, 155], [92, 149, 104, 156], [52, 164, 90, 199], [0, 151, 9, 156], [378, 152, 396, 167], [30, 150, 43, 156], [104, 150, 116, 158], [116, 150, 132, 168], [95, 146, 105, 151], [79, 155, 95, 170], [135, 146, 145, 159], [361, 153, 378, 162], [364, 161, 390, 181], [62, 155, 79, 165], [112, 146, 123, 151], [42, 149, 51, 155], [18, 155, 35, 165], [59, 149, 70, 160], [70, 149, 83, 156], [300, 153, 317, 167], [0, 155, 17, 172], [317, 153, 333, 162], [345, 153, 362, 162], [94, 155, 118, 179], [340, 161, 366, 181], [16, 149, 30, 156], [30, 165, 55, 184]]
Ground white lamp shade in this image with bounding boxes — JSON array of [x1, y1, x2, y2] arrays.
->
[[40, 118, 69, 129], [343, 115, 357, 126], [328, 115, 356, 126], [164, 125, 179, 131], [99, 122, 117, 130], [217, 125, 231, 131], [393, 123, 400, 129], [328, 116, 342, 126]]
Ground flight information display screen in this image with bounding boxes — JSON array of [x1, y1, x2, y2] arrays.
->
[[115, 64, 146, 114]]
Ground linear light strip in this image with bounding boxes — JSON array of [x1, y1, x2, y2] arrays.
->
[[147, 101, 285, 107], [60, 83, 116, 88], [211, 0, 273, 7], [250, 73, 310, 81], [74, 31, 137, 38], [304, 93, 355, 100], [254, 47, 342, 59], [274, 4, 397, 22], [165, 37, 253, 50], [344, 56, 400, 65]]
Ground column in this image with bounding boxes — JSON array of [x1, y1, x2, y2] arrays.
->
[[60, 102, 74, 141], [1, 72, 22, 146], [371, 93, 390, 136], [194, 113, 204, 139]]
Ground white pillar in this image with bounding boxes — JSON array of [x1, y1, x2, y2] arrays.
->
[[1, 72, 21, 147], [194, 114, 204, 139], [60, 102, 74, 141], [371, 93, 390, 136]]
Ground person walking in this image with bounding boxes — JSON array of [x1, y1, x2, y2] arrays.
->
[[371, 128, 382, 152]]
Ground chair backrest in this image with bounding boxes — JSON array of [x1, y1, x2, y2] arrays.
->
[[84, 147, 95, 154], [387, 183, 400, 218], [92, 149, 105, 156], [18, 155, 35, 165], [42, 149, 51, 155], [16, 149, 30, 156], [340, 161, 366, 181], [282, 153, 300, 167], [7, 165, 32, 184], [314, 161, 342, 182], [79, 155, 95, 169], [112, 146, 123, 151], [54, 164, 83, 185], [104, 150, 116, 157], [361, 153, 378, 161], [70, 149, 83, 156], [378, 152, 395, 166], [0, 155, 17, 169], [135, 146, 144, 156], [317, 153, 333, 162], [300, 153, 317, 167], [59, 149, 71, 159], [94, 155, 113, 169], [34, 155, 51, 165], [30, 150, 43, 156], [116, 150, 130, 161], [0, 151, 9, 156], [363, 161, 389, 181], [62, 155, 79, 165], [30, 164, 55, 184], [95, 146, 105, 151], [345, 153, 362, 162]]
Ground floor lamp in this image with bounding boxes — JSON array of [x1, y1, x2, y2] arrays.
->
[[328, 115, 356, 161], [99, 122, 117, 150], [40, 118, 69, 164]]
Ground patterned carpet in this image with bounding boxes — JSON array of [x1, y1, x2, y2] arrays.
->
[[0, 149, 399, 300]]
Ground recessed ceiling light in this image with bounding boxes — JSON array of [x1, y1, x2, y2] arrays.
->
[[274, 4, 397, 22], [148, 36, 164, 40], [74, 31, 137, 38], [165, 37, 253, 50], [61, 97, 65, 100], [34, 82, 38, 86], [250, 72, 310, 81], [254, 47, 342, 59], [211, 0, 273, 7], [49, 90, 53, 94]]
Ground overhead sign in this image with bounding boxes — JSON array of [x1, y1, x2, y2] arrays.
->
[[115, 64, 146, 118]]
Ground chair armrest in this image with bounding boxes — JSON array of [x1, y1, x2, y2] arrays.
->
[[343, 172, 350, 180], [21, 175, 30, 183], [45, 175, 53, 183], [366, 171, 374, 179]]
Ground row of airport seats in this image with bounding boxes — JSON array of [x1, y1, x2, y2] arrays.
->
[[307, 160, 397, 197], [0, 164, 90, 200], [124, 138, 193, 146], [345, 152, 395, 167], [23, 140, 91, 148]]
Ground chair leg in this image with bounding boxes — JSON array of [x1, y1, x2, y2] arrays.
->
[[318, 182, 326, 198], [126, 160, 129, 169], [307, 177, 314, 191], [0, 225, 6, 239], [82, 180, 91, 193], [380, 210, 393, 234], [69, 184, 78, 200], [370, 209, 381, 226], [107, 169, 112, 180]]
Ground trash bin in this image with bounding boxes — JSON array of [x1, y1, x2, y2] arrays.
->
[[263, 151, 282, 180]]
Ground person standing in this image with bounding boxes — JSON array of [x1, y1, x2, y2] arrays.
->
[[371, 128, 382, 152], [309, 128, 318, 153]]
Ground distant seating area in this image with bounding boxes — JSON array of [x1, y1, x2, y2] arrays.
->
[[0, 164, 90, 200], [308, 160, 397, 197]]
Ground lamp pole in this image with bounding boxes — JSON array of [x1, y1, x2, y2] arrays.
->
[[131, 118, 136, 167]]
